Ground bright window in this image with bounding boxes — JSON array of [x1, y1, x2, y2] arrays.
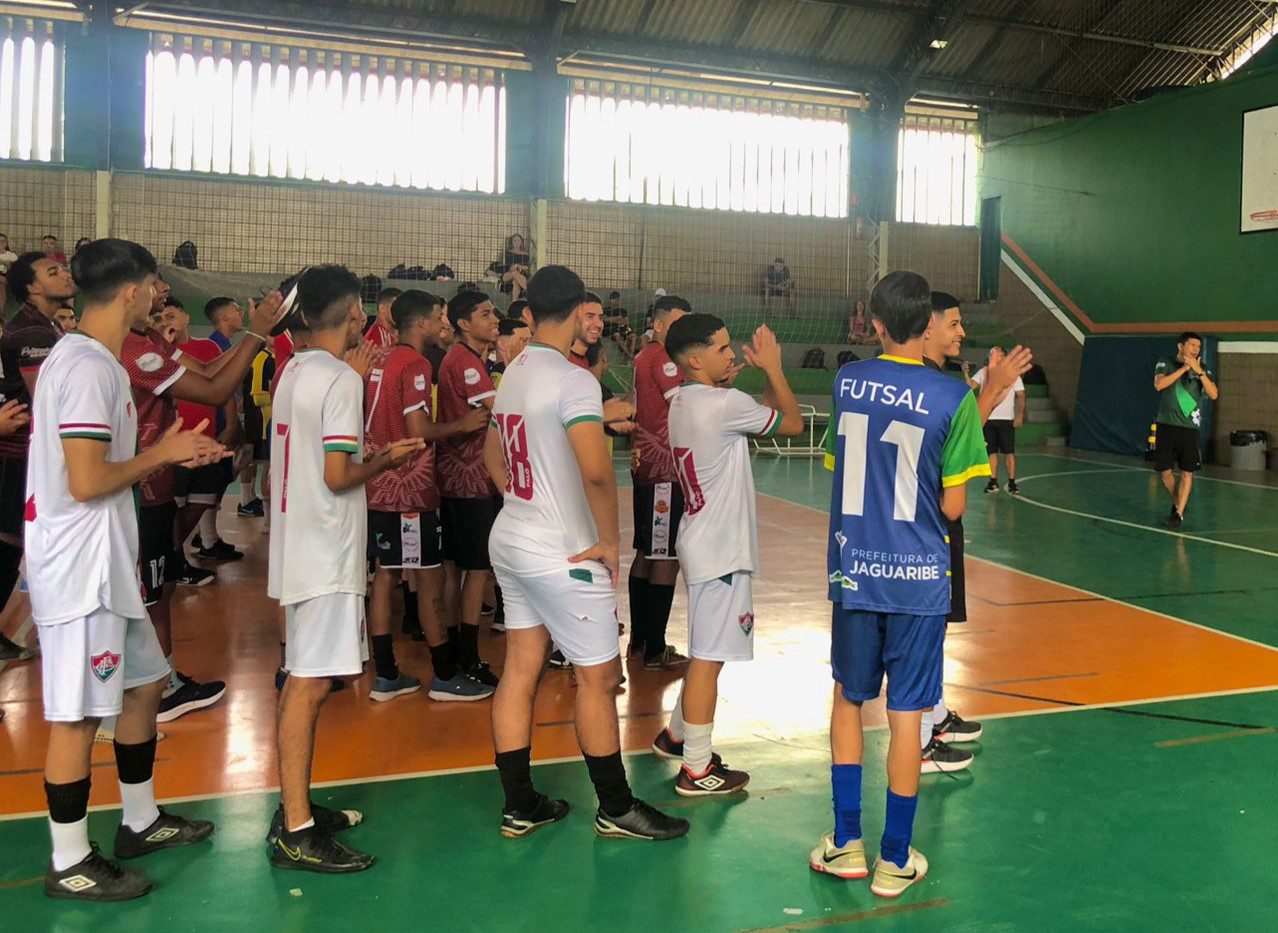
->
[[145, 39, 506, 193], [0, 21, 62, 163], [1219, 14, 1278, 79], [896, 117, 979, 226], [565, 80, 850, 217]]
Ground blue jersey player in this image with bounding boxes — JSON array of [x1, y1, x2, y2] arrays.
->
[[808, 271, 989, 897]]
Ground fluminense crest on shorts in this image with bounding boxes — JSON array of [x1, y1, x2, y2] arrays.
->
[[91, 650, 121, 683], [738, 612, 755, 636]]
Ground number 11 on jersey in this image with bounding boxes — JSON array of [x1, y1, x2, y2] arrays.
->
[[837, 412, 925, 522]]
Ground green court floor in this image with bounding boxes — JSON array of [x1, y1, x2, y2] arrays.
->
[[3, 450, 1277, 931]]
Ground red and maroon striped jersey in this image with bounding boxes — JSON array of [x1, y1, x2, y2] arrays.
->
[[0, 303, 60, 458], [630, 342, 682, 486], [364, 345, 437, 513], [121, 330, 186, 507], [436, 342, 497, 499]]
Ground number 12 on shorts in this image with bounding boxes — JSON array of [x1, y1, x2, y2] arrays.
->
[[495, 414, 533, 500], [836, 412, 924, 522]]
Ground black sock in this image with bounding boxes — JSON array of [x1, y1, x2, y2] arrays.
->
[[457, 623, 480, 668], [279, 641, 287, 669], [645, 583, 677, 660], [447, 625, 460, 651], [495, 747, 539, 812], [0, 540, 21, 608], [113, 737, 158, 784], [492, 584, 505, 627], [371, 634, 399, 681], [627, 574, 649, 652], [45, 776, 92, 824], [584, 751, 634, 818], [400, 582, 421, 631], [429, 641, 458, 681]]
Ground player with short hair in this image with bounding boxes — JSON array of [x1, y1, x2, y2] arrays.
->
[[364, 288, 403, 350], [652, 314, 802, 795], [972, 346, 1027, 495], [628, 294, 693, 670], [485, 264, 688, 842], [364, 288, 494, 703], [267, 265, 423, 873], [920, 292, 1032, 773], [32, 239, 225, 901], [1153, 331, 1217, 528], [491, 317, 531, 387], [810, 271, 989, 897], [436, 289, 503, 687]]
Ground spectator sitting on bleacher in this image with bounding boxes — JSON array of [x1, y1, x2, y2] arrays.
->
[[762, 257, 797, 317], [500, 232, 530, 300], [41, 235, 67, 265]]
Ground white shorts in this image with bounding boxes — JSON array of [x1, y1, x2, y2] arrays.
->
[[284, 592, 369, 678], [687, 571, 755, 662], [491, 551, 620, 667], [40, 608, 171, 723]]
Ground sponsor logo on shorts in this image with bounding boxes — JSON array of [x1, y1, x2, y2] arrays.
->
[[654, 500, 670, 515], [90, 650, 121, 682], [738, 612, 754, 636]]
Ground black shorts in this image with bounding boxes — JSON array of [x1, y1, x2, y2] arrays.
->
[[369, 509, 443, 570], [1154, 424, 1202, 473], [0, 456, 27, 539], [947, 517, 966, 625], [632, 482, 684, 560], [983, 420, 1016, 455], [173, 460, 234, 506], [245, 407, 268, 461], [139, 501, 178, 606], [440, 496, 501, 570]]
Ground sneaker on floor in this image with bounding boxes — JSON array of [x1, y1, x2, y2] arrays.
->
[[1007, 479, 1021, 495], [463, 660, 500, 687], [870, 847, 929, 898], [237, 498, 265, 517], [174, 561, 215, 587], [1165, 509, 1183, 529], [428, 673, 495, 702], [369, 674, 422, 702], [983, 479, 1000, 494], [594, 799, 690, 841], [933, 710, 982, 743], [651, 727, 684, 760], [809, 832, 869, 880], [157, 677, 226, 723], [45, 844, 153, 901], [267, 802, 363, 846], [114, 808, 215, 859], [0, 632, 36, 661], [643, 645, 689, 671], [198, 540, 243, 562], [921, 736, 972, 774], [674, 759, 750, 797], [547, 650, 572, 670], [269, 826, 374, 874], [500, 794, 570, 839]]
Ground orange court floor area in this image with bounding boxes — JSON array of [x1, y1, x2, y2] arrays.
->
[[3, 490, 1278, 817]]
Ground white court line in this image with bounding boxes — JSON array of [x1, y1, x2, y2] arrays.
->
[[1015, 468, 1131, 483], [760, 491, 1278, 654], [5, 682, 1278, 824], [1027, 450, 1278, 492]]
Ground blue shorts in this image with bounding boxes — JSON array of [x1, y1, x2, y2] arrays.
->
[[830, 607, 946, 712]]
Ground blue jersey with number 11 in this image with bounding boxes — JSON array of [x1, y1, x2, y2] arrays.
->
[[823, 355, 989, 616]]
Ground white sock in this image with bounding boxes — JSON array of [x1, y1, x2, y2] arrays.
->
[[120, 778, 161, 833], [165, 656, 181, 696], [681, 721, 713, 775], [286, 816, 315, 834], [49, 816, 92, 872], [667, 684, 686, 742], [199, 509, 219, 547], [920, 699, 949, 749], [920, 716, 932, 750]]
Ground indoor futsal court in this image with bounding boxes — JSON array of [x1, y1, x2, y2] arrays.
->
[[4, 0, 1278, 930]]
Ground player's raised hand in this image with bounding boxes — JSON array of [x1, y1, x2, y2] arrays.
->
[[742, 325, 783, 373], [0, 400, 30, 436], [248, 290, 284, 336], [344, 342, 377, 381], [568, 540, 620, 587]]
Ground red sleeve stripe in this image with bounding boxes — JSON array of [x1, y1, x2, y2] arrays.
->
[[59, 422, 111, 430], [322, 435, 359, 442]]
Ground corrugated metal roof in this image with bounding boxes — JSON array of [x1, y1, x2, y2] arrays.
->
[[154, 0, 1278, 114]]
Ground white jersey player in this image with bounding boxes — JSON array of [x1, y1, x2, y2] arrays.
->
[[652, 314, 802, 797], [31, 239, 225, 902], [484, 265, 688, 843]]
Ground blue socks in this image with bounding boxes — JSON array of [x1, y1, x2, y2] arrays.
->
[[830, 764, 862, 847], [881, 790, 918, 868]]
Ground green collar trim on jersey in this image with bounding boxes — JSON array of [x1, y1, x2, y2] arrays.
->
[[880, 354, 924, 366]]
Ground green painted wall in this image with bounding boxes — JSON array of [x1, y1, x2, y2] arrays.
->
[[980, 62, 1278, 326]]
